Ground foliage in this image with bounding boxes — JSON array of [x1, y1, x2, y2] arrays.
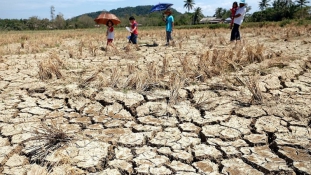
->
[[247, 0, 311, 22], [214, 7, 228, 19], [1, 2, 310, 31], [0, 5, 185, 31], [259, 0, 271, 10], [192, 7, 204, 24], [184, 0, 195, 12]]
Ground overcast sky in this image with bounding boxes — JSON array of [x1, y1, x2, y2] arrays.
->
[[1, 0, 262, 19]]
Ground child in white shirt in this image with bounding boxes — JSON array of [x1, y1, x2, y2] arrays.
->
[[106, 20, 118, 52]]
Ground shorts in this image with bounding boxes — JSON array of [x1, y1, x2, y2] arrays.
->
[[107, 39, 113, 44], [129, 34, 137, 44]]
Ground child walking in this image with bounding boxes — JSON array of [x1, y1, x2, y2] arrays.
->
[[106, 20, 118, 52], [230, 2, 238, 29], [128, 16, 140, 50]]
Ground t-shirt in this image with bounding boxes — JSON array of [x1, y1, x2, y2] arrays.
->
[[131, 21, 138, 35], [230, 7, 238, 25], [234, 6, 246, 25], [166, 15, 174, 32], [107, 26, 114, 39], [231, 8, 237, 17]]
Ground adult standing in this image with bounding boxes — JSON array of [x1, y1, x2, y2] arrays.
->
[[163, 9, 174, 46], [230, 0, 247, 42]]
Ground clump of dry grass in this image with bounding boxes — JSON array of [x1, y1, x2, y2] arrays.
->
[[23, 122, 74, 163], [178, 41, 183, 49], [124, 72, 150, 91], [109, 67, 122, 88], [78, 43, 83, 57], [179, 55, 194, 75], [88, 41, 98, 56], [20, 35, 29, 41], [193, 92, 210, 109], [305, 56, 311, 69], [211, 49, 219, 66], [147, 62, 159, 81], [219, 36, 227, 45], [38, 53, 64, 80], [244, 44, 265, 64], [168, 73, 185, 105], [124, 44, 131, 52], [197, 51, 211, 81], [78, 71, 99, 88], [161, 57, 169, 75], [236, 76, 263, 105], [69, 49, 74, 58], [267, 59, 289, 69], [38, 62, 53, 80], [127, 64, 136, 75]]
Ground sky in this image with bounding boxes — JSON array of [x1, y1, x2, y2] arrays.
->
[[0, 0, 261, 20]]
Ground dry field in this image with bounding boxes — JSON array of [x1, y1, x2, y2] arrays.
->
[[0, 25, 311, 175]]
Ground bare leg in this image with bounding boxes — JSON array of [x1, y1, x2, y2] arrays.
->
[[135, 44, 140, 51], [109, 42, 119, 53]]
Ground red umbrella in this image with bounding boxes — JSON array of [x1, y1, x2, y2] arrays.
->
[[94, 12, 121, 25]]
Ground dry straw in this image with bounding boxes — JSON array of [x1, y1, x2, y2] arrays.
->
[[236, 76, 263, 105], [78, 71, 99, 88], [23, 122, 74, 163], [38, 52, 64, 80]]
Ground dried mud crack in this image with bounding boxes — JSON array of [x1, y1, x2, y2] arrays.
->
[[0, 27, 311, 174]]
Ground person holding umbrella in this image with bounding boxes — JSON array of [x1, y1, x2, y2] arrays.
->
[[94, 12, 121, 52], [163, 9, 174, 46], [106, 20, 118, 52]]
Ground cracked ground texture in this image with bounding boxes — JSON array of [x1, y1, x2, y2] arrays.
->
[[0, 25, 311, 175]]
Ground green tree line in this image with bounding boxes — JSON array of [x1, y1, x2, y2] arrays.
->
[[0, 0, 310, 31], [250, 0, 311, 22]]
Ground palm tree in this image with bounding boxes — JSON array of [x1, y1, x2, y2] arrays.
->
[[192, 7, 204, 24], [286, 0, 294, 6], [214, 7, 226, 18], [296, 0, 310, 18], [272, 0, 290, 9], [296, 0, 310, 8], [184, 0, 195, 12], [259, 0, 271, 10]]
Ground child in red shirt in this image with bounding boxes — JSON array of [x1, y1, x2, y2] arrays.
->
[[230, 2, 238, 29], [128, 16, 140, 50]]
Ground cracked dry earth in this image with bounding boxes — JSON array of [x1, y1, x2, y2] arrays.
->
[[0, 26, 311, 175]]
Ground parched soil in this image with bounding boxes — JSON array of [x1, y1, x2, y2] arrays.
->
[[0, 26, 311, 175]]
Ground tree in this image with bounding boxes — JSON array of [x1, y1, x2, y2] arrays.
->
[[245, 3, 252, 15], [77, 15, 95, 28], [50, 6, 55, 21], [250, 0, 299, 22], [214, 7, 227, 18], [259, 0, 271, 10], [54, 13, 66, 29], [296, 0, 310, 8], [27, 16, 40, 30], [296, 0, 310, 18], [40, 18, 50, 30], [184, 0, 195, 12], [273, 0, 294, 9], [192, 7, 204, 24]]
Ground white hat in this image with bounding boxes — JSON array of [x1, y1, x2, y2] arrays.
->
[[240, 0, 245, 3]]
